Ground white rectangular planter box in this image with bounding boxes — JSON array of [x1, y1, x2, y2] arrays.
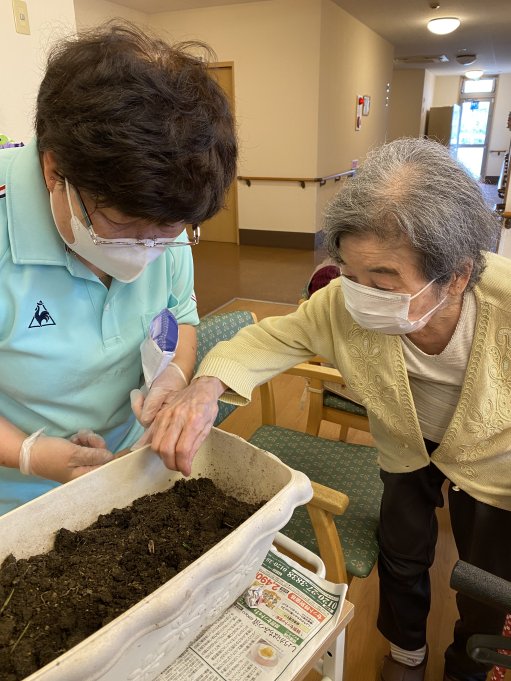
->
[[0, 427, 312, 681]]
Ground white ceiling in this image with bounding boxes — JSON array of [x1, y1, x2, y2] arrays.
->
[[113, 0, 267, 12], [332, 0, 511, 75], [111, 0, 511, 76]]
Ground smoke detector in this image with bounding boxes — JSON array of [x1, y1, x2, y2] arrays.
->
[[456, 53, 477, 66]]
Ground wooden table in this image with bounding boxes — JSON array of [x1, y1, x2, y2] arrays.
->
[[286, 600, 354, 681]]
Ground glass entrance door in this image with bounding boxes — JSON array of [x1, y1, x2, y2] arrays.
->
[[455, 99, 492, 179]]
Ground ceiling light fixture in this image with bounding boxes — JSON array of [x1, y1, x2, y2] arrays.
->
[[465, 69, 484, 80], [427, 17, 461, 34]]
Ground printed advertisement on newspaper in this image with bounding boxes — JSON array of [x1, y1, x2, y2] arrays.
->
[[158, 547, 348, 681]]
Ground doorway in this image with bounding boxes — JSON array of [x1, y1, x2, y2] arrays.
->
[[456, 99, 493, 178], [455, 76, 497, 179], [202, 63, 238, 243]]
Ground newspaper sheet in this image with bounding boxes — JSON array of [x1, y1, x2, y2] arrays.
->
[[157, 547, 347, 681]]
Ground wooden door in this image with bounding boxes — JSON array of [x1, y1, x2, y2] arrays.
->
[[202, 64, 238, 243]]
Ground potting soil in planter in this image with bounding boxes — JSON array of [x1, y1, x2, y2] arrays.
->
[[0, 477, 264, 681]]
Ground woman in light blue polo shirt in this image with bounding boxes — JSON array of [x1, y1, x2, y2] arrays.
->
[[0, 23, 237, 514]]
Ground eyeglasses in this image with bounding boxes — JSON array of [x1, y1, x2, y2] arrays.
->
[[67, 181, 200, 248]]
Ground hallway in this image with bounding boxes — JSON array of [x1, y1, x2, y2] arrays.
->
[[193, 177, 504, 317], [193, 241, 318, 317]]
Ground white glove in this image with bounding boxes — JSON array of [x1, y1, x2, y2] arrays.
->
[[131, 362, 188, 428], [69, 429, 107, 448], [19, 429, 114, 483]]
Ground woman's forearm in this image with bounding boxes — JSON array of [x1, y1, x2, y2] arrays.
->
[[0, 417, 27, 469], [173, 324, 198, 383]]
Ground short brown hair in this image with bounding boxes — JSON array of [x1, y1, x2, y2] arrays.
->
[[36, 22, 237, 225]]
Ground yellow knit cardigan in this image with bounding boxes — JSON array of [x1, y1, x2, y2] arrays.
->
[[196, 252, 511, 511]]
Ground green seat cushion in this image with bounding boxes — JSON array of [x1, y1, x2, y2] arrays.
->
[[249, 425, 382, 579], [323, 391, 368, 417]]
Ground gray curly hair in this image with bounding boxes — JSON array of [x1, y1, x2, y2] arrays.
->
[[323, 137, 500, 289]]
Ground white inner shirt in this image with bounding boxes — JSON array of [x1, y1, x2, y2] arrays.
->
[[401, 290, 476, 443]]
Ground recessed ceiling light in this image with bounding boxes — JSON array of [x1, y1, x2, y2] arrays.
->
[[427, 17, 461, 34], [465, 69, 484, 80]]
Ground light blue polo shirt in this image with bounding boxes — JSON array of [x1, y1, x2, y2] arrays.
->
[[0, 140, 199, 514]]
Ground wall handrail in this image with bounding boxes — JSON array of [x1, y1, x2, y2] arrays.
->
[[237, 169, 355, 188]]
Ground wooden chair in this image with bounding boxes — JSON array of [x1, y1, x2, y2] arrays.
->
[[304, 358, 371, 441], [199, 313, 382, 586], [194, 314, 380, 680], [249, 362, 382, 585], [299, 278, 371, 441]]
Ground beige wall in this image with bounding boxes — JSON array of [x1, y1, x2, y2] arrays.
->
[[74, 0, 149, 28], [315, 0, 393, 225], [148, 0, 394, 236], [0, 0, 76, 143], [486, 73, 511, 176], [432, 76, 460, 107], [386, 70, 426, 140], [148, 0, 322, 235], [421, 69, 435, 137], [148, 0, 322, 177]]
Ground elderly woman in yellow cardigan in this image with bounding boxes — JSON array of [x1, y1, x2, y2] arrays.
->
[[139, 137, 511, 681]]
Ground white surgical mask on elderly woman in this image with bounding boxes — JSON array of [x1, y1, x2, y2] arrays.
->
[[340, 275, 447, 335], [50, 180, 167, 283]]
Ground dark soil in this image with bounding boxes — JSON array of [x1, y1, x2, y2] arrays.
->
[[0, 477, 263, 681]]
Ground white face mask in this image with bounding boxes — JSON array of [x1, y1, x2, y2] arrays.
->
[[340, 275, 447, 335], [50, 183, 166, 283]]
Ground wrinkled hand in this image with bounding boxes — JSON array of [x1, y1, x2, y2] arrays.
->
[[132, 376, 225, 477], [130, 364, 188, 428], [29, 434, 114, 483]]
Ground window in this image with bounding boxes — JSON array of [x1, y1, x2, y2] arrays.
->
[[461, 77, 496, 95], [454, 75, 498, 179]]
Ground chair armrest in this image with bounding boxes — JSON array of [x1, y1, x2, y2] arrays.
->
[[273, 480, 350, 584], [257, 361, 348, 428], [309, 481, 349, 515], [284, 362, 346, 386], [305, 481, 351, 583], [307, 355, 329, 364]]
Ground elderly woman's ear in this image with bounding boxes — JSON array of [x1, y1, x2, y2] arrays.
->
[[448, 261, 474, 296]]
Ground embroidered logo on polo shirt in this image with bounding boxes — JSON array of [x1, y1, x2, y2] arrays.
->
[[29, 301, 56, 328], [0, 185, 5, 199]]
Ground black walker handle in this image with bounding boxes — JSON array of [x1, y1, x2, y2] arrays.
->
[[450, 560, 511, 612], [450, 560, 511, 670]]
